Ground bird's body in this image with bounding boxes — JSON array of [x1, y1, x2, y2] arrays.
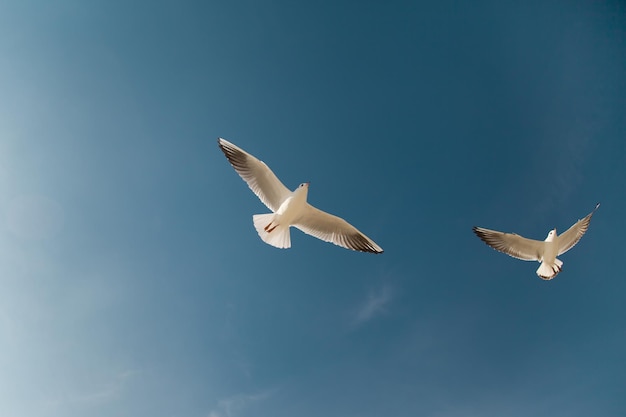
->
[[218, 138, 383, 253], [251, 184, 309, 249], [473, 204, 599, 280], [536, 230, 561, 279]]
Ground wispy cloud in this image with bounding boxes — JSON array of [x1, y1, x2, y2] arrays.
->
[[208, 389, 276, 417], [353, 285, 393, 326]]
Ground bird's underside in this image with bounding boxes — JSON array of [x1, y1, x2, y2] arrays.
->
[[472, 203, 599, 280], [218, 138, 383, 254]]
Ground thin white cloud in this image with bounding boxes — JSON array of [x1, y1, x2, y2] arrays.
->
[[208, 389, 275, 417], [353, 285, 393, 326]]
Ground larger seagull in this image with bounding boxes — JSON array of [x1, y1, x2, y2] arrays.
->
[[217, 138, 383, 253], [473, 204, 599, 280]]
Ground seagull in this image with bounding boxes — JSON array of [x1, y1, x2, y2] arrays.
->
[[217, 138, 383, 253], [473, 204, 600, 280]]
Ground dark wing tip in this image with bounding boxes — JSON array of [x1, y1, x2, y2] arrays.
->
[[348, 233, 383, 254], [217, 138, 237, 151], [217, 139, 249, 169], [217, 137, 230, 149], [217, 137, 227, 152], [217, 137, 231, 152], [472, 226, 502, 250], [472, 226, 487, 240]]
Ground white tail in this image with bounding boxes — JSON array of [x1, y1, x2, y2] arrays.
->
[[536, 258, 563, 280], [252, 213, 291, 249]]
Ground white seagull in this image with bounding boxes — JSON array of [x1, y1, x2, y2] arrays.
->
[[217, 138, 383, 254], [473, 204, 600, 280]]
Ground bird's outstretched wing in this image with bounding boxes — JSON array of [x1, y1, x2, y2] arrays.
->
[[557, 203, 600, 256], [294, 204, 383, 254], [473, 226, 543, 261], [218, 138, 291, 212]]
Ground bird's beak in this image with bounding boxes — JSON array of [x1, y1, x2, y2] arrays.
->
[[305, 182, 310, 187]]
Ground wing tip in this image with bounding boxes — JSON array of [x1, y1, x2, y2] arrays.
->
[[217, 137, 233, 151], [345, 232, 383, 254], [350, 243, 384, 254], [352, 247, 383, 254], [472, 226, 487, 240], [367, 246, 384, 254], [218, 138, 248, 166], [360, 234, 384, 254]]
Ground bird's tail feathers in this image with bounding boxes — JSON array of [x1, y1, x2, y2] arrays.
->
[[536, 259, 563, 280], [252, 213, 291, 249]]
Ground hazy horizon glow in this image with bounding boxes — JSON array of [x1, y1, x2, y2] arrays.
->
[[0, 1, 625, 417]]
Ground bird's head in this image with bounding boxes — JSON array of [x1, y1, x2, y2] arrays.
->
[[545, 228, 557, 242], [295, 182, 310, 195]]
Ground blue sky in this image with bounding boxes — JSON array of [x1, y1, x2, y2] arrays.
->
[[1, 1, 625, 416]]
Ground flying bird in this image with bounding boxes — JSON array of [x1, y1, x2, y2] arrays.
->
[[473, 204, 600, 280], [217, 138, 383, 253]]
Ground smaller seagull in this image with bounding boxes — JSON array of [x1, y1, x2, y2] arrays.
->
[[473, 204, 600, 280], [217, 138, 383, 254]]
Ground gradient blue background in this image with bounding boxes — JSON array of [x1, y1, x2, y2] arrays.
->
[[1, 1, 625, 416]]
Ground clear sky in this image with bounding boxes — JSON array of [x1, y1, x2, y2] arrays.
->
[[1, 1, 625, 416]]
